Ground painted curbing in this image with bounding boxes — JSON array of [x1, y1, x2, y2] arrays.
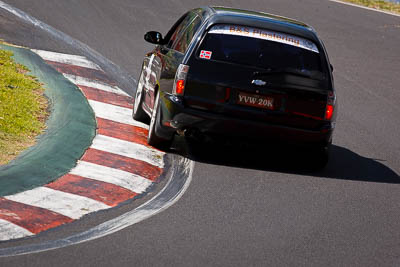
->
[[0, 49, 166, 241], [0, 44, 96, 196]]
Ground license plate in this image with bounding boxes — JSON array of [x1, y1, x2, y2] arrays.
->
[[237, 91, 274, 110]]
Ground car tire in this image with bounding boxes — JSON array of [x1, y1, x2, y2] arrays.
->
[[147, 90, 173, 149], [132, 71, 148, 122], [313, 142, 331, 170]]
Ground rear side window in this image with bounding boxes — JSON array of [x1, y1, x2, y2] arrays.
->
[[166, 14, 193, 48], [198, 24, 325, 79], [174, 16, 202, 53]]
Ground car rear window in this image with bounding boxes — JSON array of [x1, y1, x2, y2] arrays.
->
[[198, 24, 325, 79]]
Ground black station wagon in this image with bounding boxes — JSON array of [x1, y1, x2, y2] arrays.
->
[[133, 6, 337, 167]]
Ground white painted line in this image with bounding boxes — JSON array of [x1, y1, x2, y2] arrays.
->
[[91, 135, 164, 168], [0, 1, 137, 91], [5, 187, 110, 220], [328, 0, 400, 17], [88, 100, 149, 129], [32, 49, 103, 70], [70, 161, 153, 194], [0, 219, 33, 241], [63, 74, 131, 97]]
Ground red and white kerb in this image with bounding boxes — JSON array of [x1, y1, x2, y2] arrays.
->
[[200, 50, 212, 60]]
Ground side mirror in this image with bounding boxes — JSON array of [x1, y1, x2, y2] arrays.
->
[[330, 64, 334, 72], [144, 31, 163, 44]]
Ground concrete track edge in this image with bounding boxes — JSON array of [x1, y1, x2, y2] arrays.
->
[[0, 44, 96, 196], [0, 0, 137, 94]]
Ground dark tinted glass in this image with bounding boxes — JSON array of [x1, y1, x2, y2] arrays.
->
[[174, 16, 201, 53], [199, 33, 324, 79], [166, 14, 192, 48]]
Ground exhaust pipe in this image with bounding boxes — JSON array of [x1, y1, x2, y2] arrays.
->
[[177, 128, 204, 142]]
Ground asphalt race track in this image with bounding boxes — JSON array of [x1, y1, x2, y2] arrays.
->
[[1, 0, 400, 266]]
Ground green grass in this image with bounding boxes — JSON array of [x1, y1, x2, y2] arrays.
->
[[0, 48, 48, 165], [342, 0, 400, 14]]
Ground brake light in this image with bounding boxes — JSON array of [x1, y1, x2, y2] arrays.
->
[[175, 80, 185, 95], [325, 104, 334, 120], [325, 91, 336, 121], [173, 64, 189, 96]]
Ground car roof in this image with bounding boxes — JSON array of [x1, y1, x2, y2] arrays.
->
[[197, 6, 318, 41]]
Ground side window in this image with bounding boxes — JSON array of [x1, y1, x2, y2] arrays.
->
[[173, 16, 201, 54], [165, 14, 192, 48]]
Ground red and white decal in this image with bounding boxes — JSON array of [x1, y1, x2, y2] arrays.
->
[[200, 50, 212, 60]]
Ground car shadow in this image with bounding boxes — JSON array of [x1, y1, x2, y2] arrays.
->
[[171, 137, 400, 184]]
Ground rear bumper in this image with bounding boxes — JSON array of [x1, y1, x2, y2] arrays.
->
[[159, 92, 334, 146]]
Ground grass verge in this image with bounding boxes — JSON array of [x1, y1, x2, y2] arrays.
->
[[341, 0, 400, 14], [0, 48, 48, 165]]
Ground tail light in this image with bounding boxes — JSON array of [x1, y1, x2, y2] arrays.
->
[[325, 91, 336, 120], [172, 64, 189, 96]]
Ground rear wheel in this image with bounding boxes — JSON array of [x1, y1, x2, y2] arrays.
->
[[132, 71, 148, 122], [148, 90, 173, 149], [312, 142, 331, 170]]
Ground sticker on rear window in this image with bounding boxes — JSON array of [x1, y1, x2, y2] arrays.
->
[[208, 25, 319, 53], [200, 50, 212, 60]]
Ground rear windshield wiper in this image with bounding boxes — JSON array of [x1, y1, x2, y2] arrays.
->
[[253, 68, 322, 79]]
